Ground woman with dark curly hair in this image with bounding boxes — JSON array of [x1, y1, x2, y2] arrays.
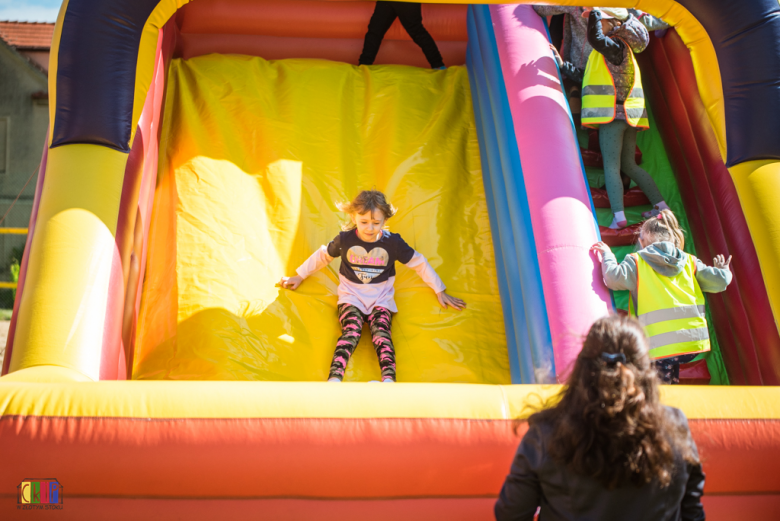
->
[[495, 315, 705, 521]]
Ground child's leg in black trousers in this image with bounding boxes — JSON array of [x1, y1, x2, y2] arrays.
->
[[328, 304, 365, 381], [394, 3, 445, 68], [367, 306, 397, 381], [359, 2, 398, 65]]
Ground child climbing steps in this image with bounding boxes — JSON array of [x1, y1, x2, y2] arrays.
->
[[280, 190, 466, 382], [591, 210, 732, 384]]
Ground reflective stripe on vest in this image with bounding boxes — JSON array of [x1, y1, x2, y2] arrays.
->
[[581, 49, 649, 129], [629, 252, 710, 360]]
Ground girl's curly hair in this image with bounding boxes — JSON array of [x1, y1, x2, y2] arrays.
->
[[337, 190, 397, 231], [530, 315, 697, 489]]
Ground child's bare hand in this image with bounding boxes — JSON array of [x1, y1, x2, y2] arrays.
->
[[279, 275, 303, 290], [549, 44, 563, 66], [713, 254, 732, 270], [437, 291, 466, 311], [590, 241, 612, 260]]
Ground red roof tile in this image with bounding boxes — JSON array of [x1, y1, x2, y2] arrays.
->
[[0, 21, 54, 50]]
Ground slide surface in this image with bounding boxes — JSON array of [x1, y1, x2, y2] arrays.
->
[[133, 55, 511, 383]]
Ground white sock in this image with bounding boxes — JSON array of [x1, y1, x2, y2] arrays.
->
[[609, 211, 627, 229]]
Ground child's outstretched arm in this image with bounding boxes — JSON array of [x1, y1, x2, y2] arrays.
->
[[405, 252, 466, 311], [279, 246, 334, 290], [590, 241, 638, 292], [550, 44, 584, 84], [695, 254, 733, 293]]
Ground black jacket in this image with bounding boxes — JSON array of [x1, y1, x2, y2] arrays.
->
[[495, 407, 705, 521]]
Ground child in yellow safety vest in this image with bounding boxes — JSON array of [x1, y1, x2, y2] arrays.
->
[[583, 8, 670, 229], [591, 210, 732, 383]]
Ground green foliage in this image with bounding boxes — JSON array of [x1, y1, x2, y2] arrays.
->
[[8, 246, 24, 269], [1, 245, 24, 312]]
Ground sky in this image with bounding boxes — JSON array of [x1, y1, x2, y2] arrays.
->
[[0, 0, 62, 23]]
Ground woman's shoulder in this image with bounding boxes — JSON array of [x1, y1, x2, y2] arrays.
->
[[663, 406, 694, 436], [526, 411, 557, 441], [663, 405, 688, 423]]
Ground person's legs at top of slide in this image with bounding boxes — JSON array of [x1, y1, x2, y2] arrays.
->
[[394, 3, 445, 69], [359, 2, 399, 66], [600, 120, 630, 229], [359, 2, 445, 69], [620, 125, 668, 218], [601, 120, 667, 228]]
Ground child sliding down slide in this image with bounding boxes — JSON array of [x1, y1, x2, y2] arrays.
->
[[591, 210, 732, 384], [280, 190, 466, 382]]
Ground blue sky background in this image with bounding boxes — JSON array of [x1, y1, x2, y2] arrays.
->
[[0, 0, 62, 23]]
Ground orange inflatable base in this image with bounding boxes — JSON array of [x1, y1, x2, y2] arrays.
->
[[0, 496, 495, 521], [2, 492, 777, 521], [2, 417, 779, 500], [2, 382, 779, 519]]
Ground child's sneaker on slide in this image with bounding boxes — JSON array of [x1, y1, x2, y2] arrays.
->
[[382, 378, 395, 383], [328, 377, 341, 382]]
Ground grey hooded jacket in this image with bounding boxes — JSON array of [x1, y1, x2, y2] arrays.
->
[[602, 241, 732, 310]]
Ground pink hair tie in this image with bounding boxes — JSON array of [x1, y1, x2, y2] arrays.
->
[[657, 213, 663, 219]]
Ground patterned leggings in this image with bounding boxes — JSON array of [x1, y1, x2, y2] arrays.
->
[[329, 304, 396, 382]]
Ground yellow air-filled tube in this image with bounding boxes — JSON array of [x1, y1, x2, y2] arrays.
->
[[133, 56, 509, 383], [729, 160, 780, 323], [9, 145, 127, 380], [1, 380, 778, 421]]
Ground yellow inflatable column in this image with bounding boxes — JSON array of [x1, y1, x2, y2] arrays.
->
[[8, 145, 127, 380], [730, 160, 780, 323]]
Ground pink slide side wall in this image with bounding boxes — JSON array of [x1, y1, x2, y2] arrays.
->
[[490, 5, 612, 378]]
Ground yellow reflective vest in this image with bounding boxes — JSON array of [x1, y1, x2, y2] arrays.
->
[[628, 253, 711, 360], [581, 48, 649, 129]]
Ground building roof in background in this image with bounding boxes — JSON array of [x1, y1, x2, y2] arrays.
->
[[0, 21, 54, 50]]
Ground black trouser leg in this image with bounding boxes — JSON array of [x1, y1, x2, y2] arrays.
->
[[395, 3, 444, 68], [359, 2, 398, 65]]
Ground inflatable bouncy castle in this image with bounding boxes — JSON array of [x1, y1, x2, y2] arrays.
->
[[2, 0, 780, 518]]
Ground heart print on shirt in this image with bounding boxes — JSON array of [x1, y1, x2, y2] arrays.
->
[[347, 246, 389, 283]]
